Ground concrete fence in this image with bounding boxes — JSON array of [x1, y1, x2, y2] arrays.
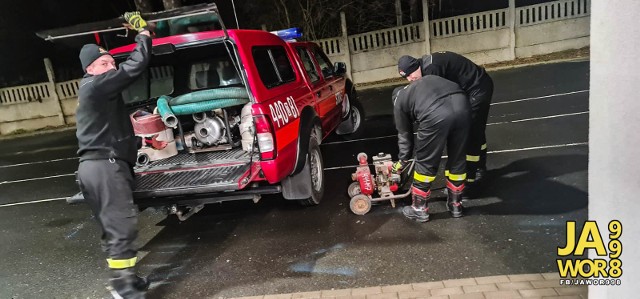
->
[[0, 0, 590, 135], [319, 0, 590, 85]]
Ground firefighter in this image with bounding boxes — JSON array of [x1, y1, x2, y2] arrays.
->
[[391, 75, 470, 222], [76, 12, 158, 299], [397, 52, 493, 190]]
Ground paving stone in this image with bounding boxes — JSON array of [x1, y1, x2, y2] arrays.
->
[[429, 286, 464, 296], [382, 284, 413, 293], [321, 289, 352, 297], [541, 273, 561, 280], [351, 287, 382, 296], [496, 282, 534, 290], [450, 293, 485, 299], [531, 280, 562, 289], [484, 290, 522, 299], [411, 281, 445, 290], [519, 288, 558, 297], [231, 296, 264, 299], [554, 287, 587, 296], [397, 290, 430, 299], [367, 293, 399, 299], [463, 283, 499, 293], [264, 294, 292, 299], [292, 291, 322, 299], [508, 274, 545, 282], [475, 275, 511, 285], [443, 278, 478, 288]]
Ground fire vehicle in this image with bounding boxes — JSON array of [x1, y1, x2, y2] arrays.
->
[[39, 3, 364, 220]]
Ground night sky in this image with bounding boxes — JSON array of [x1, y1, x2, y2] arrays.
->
[[0, 0, 553, 87]]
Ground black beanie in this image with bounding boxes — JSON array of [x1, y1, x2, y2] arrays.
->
[[79, 44, 112, 71], [397, 55, 420, 77]]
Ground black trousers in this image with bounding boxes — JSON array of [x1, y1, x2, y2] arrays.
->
[[413, 93, 470, 191], [77, 159, 139, 268], [467, 76, 494, 180]]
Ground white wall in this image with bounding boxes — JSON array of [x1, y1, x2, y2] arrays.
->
[[516, 16, 590, 57], [589, 0, 640, 297]]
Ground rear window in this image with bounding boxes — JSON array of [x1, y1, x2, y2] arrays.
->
[[252, 46, 295, 89], [122, 66, 174, 104]]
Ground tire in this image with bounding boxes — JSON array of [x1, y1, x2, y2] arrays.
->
[[337, 88, 365, 139], [350, 194, 372, 215], [298, 131, 325, 206], [347, 182, 362, 198]]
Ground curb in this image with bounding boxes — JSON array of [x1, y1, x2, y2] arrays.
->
[[0, 126, 76, 141], [228, 273, 587, 299]]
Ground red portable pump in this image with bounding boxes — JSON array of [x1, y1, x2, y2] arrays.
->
[[348, 152, 413, 215]]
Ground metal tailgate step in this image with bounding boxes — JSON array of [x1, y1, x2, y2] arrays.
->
[[133, 163, 250, 198]]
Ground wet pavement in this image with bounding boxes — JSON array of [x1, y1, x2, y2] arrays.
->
[[0, 60, 589, 299]]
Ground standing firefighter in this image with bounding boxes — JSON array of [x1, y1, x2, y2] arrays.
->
[[398, 51, 493, 189], [391, 76, 470, 222], [76, 12, 155, 299]]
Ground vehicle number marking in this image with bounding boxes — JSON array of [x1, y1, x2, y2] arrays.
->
[[269, 96, 300, 128]]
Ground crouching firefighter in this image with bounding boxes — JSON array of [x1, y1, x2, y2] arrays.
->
[[391, 76, 471, 222], [75, 12, 155, 299]]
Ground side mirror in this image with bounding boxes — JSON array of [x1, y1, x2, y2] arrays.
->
[[334, 62, 347, 75]]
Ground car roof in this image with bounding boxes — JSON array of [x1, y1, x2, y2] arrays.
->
[[109, 29, 283, 55]]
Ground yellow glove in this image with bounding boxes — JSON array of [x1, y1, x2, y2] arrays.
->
[[124, 11, 149, 32], [392, 160, 410, 174]]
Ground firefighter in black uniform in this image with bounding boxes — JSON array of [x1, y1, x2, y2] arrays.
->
[[76, 12, 157, 299], [397, 52, 493, 190], [391, 75, 470, 222]]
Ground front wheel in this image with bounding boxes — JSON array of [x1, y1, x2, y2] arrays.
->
[[298, 133, 325, 206]]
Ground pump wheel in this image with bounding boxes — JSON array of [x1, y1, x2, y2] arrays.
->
[[347, 182, 362, 198], [350, 194, 372, 215]]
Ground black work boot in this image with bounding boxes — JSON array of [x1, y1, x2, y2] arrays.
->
[[109, 268, 149, 299], [402, 187, 430, 222], [446, 181, 464, 218], [475, 167, 487, 183]]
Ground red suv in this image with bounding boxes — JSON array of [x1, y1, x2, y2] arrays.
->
[[57, 4, 364, 220]]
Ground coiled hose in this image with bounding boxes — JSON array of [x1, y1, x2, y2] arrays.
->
[[156, 87, 250, 128]]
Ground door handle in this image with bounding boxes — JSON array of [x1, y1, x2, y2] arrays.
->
[[316, 91, 321, 97], [328, 85, 333, 91]]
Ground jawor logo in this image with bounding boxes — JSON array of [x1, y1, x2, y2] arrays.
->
[[556, 220, 622, 286]]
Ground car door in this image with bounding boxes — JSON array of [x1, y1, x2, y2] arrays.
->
[[309, 45, 345, 135]]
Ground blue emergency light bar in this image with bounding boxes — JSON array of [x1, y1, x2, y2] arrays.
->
[[270, 27, 303, 41]]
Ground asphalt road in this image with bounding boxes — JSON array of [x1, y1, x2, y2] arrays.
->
[[0, 60, 589, 299]]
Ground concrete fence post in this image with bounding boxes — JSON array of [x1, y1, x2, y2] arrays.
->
[[422, 0, 431, 54], [509, 0, 517, 59], [261, 24, 267, 31], [44, 58, 66, 125], [340, 11, 354, 81]]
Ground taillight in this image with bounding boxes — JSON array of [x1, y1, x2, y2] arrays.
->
[[253, 115, 276, 160]]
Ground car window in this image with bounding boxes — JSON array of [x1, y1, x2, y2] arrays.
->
[[312, 47, 334, 79], [253, 46, 296, 89], [122, 66, 174, 104], [296, 47, 320, 83]]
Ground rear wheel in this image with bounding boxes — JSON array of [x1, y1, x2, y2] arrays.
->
[[298, 131, 325, 206], [347, 182, 362, 198]]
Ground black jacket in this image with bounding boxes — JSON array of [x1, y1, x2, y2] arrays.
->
[[76, 34, 152, 166], [420, 51, 491, 98], [394, 75, 466, 161]]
